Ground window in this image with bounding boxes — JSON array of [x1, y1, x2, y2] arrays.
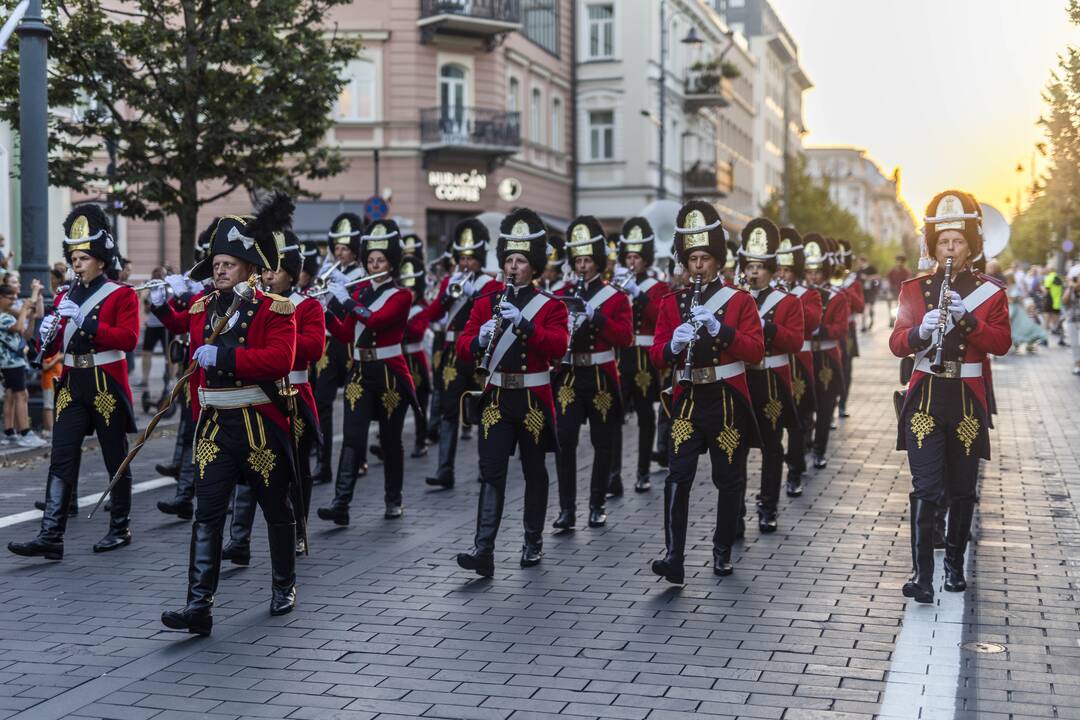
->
[[587, 110, 614, 160], [586, 4, 614, 60], [522, 0, 559, 55], [530, 88, 542, 143], [551, 97, 562, 151], [336, 59, 377, 122], [729, 0, 745, 7], [508, 77, 520, 114], [439, 64, 467, 128]]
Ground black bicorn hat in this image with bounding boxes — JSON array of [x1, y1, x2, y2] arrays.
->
[[278, 230, 304, 283], [564, 215, 608, 273], [361, 218, 403, 272], [673, 200, 726, 267], [497, 208, 548, 279], [187, 192, 291, 282], [301, 241, 322, 278], [62, 203, 116, 266], [328, 212, 364, 257], [617, 216, 655, 265], [739, 217, 781, 274], [777, 226, 805, 277], [450, 218, 489, 265]]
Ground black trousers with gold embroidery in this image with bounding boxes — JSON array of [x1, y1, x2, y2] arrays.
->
[[614, 346, 658, 476], [785, 357, 814, 478], [406, 352, 431, 451], [555, 365, 620, 511], [38, 368, 132, 542], [903, 378, 982, 506], [747, 368, 789, 512], [433, 344, 479, 483], [312, 337, 351, 479], [665, 383, 751, 551], [336, 361, 408, 507], [474, 388, 551, 553], [812, 351, 843, 456]]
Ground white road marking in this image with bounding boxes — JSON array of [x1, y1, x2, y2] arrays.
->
[[0, 477, 175, 529]]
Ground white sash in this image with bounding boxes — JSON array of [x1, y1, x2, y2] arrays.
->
[[408, 304, 422, 320], [757, 289, 786, 318], [791, 285, 807, 297], [914, 279, 1004, 364], [61, 281, 121, 352], [343, 265, 366, 282], [353, 285, 402, 342], [702, 285, 737, 314], [638, 278, 659, 294], [487, 293, 551, 373], [445, 274, 493, 328], [586, 284, 617, 311]]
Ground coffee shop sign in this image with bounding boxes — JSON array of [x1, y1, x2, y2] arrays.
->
[[429, 170, 487, 203]]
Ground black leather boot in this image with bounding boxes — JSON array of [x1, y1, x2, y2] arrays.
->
[[155, 428, 184, 478], [9, 474, 68, 560], [552, 509, 575, 530], [634, 470, 651, 493], [813, 453, 828, 469], [712, 546, 733, 576], [756, 501, 778, 534], [933, 504, 947, 550], [161, 522, 220, 635], [651, 482, 690, 584], [588, 506, 607, 528], [268, 523, 297, 616], [606, 474, 624, 499], [317, 447, 356, 525], [456, 482, 502, 577], [785, 471, 803, 498], [425, 417, 457, 489], [94, 469, 132, 553], [158, 435, 195, 519], [222, 484, 255, 566], [607, 429, 623, 498], [902, 495, 936, 603], [520, 472, 546, 568], [552, 450, 575, 529], [310, 411, 333, 485], [943, 499, 975, 592]]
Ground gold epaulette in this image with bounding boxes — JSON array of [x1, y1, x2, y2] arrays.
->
[[265, 293, 295, 315], [189, 296, 208, 315]]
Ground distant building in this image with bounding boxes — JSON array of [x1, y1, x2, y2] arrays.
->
[[805, 146, 918, 253]]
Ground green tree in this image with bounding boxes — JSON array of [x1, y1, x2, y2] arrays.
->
[[0, 0, 362, 267]]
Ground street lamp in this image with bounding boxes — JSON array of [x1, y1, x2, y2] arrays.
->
[[16, 0, 50, 296], [656, 0, 702, 200]]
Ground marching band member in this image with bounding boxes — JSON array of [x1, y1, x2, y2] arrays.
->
[[552, 216, 632, 530], [836, 238, 864, 419], [423, 219, 497, 489], [541, 235, 567, 293], [806, 235, 849, 470], [648, 201, 764, 583], [608, 217, 668, 496], [738, 219, 803, 533], [311, 213, 368, 485], [777, 227, 822, 498], [222, 235, 325, 562], [401, 255, 432, 458], [8, 205, 139, 560], [890, 190, 1010, 603], [317, 220, 418, 524], [455, 209, 569, 576], [155, 194, 299, 635]]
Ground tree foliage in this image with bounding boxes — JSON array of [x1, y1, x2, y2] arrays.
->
[[0, 0, 362, 266]]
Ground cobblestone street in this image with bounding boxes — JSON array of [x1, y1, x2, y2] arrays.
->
[[1, 312, 1078, 720]]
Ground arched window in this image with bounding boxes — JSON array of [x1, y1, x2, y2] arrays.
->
[[439, 64, 467, 129]]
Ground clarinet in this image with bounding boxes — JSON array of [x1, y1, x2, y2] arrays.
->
[[928, 257, 954, 374], [560, 274, 587, 367], [478, 272, 516, 376], [678, 275, 704, 387], [31, 284, 69, 370]]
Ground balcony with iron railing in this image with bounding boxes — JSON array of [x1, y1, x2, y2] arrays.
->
[[418, 0, 522, 48], [683, 160, 733, 198], [419, 106, 521, 168]]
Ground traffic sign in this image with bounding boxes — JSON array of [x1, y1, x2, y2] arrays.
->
[[364, 196, 389, 221]]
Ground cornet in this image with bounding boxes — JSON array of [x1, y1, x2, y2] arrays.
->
[[447, 271, 476, 299], [305, 271, 391, 298]]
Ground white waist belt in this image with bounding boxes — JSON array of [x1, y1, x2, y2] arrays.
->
[[64, 349, 125, 368], [197, 385, 271, 409], [353, 345, 403, 361], [634, 334, 654, 347], [445, 330, 459, 342], [570, 349, 615, 366], [687, 361, 745, 384], [749, 355, 789, 371], [288, 370, 309, 385], [803, 339, 838, 352], [489, 371, 549, 389], [404, 342, 424, 354], [914, 358, 982, 379]]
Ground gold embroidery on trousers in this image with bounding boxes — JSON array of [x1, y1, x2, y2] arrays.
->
[[381, 366, 401, 416], [671, 395, 695, 455], [345, 373, 363, 411], [242, 408, 275, 486], [714, 391, 741, 463], [524, 394, 544, 445], [956, 384, 980, 456], [818, 363, 833, 390], [54, 386, 72, 420], [633, 348, 651, 395], [481, 388, 501, 440], [762, 372, 782, 430], [93, 369, 116, 426], [293, 415, 305, 445], [592, 366, 612, 423], [315, 339, 330, 374], [909, 378, 935, 449], [194, 414, 222, 478], [557, 369, 575, 414], [791, 358, 806, 405], [441, 363, 458, 389]]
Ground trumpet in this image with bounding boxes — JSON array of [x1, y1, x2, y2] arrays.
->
[[447, 271, 476, 299], [305, 271, 390, 298], [312, 260, 342, 289], [133, 271, 190, 292], [610, 270, 636, 295]]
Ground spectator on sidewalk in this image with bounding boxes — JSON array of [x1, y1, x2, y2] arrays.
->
[[0, 285, 45, 447], [1063, 265, 1080, 375], [1009, 280, 1049, 352], [0, 234, 9, 270], [1043, 266, 1065, 343], [49, 261, 69, 294], [885, 255, 910, 327], [137, 265, 172, 389], [857, 255, 880, 331], [39, 351, 62, 439]]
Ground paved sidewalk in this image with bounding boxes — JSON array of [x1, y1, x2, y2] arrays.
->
[[0, 308, 1078, 720]]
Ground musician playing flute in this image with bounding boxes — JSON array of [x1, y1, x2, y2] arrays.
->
[[890, 189, 1010, 604]]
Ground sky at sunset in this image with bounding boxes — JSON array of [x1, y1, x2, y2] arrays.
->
[[771, 0, 1080, 221]]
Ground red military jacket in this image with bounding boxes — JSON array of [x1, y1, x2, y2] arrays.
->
[[788, 283, 822, 380], [457, 284, 570, 419], [648, 278, 765, 405], [841, 272, 865, 316], [287, 291, 326, 425], [405, 295, 431, 375], [420, 272, 500, 350], [555, 275, 633, 384], [325, 279, 416, 395], [815, 286, 850, 372], [154, 287, 297, 433], [889, 268, 1010, 419], [42, 278, 140, 406], [629, 274, 669, 340], [754, 286, 804, 393]]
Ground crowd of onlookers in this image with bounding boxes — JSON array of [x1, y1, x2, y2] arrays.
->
[[1004, 260, 1080, 375]]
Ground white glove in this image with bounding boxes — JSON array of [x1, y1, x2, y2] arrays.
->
[[449, 270, 464, 285], [56, 297, 84, 327], [584, 302, 595, 320], [328, 281, 350, 304], [329, 269, 349, 285], [478, 318, 497, 348], [670, 323, 696, 354], [622, 276, 641, 298], [918, 308, 941, 340], [149, 285, 167, 307], [39, 314, 57, 342], [165, 274, 188, 296], [613, 266, 631, 280], [572, 313, 587, 331], [193, 344, 219, 368], [691, 305, 722, 336], [499, 301, 523, 327], [946, 290, 966, 321], [460, 278, 476, 297], [187, 278, 205, 295]]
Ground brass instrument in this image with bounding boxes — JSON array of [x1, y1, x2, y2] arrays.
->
[[928, 257, 954, 374], [678, 275, 704, 387], [447, 271, 476, 299], [305, 271, 390, 298], [311, 259, 342, 292], [610, 270, 636, 296], [478, 271, 517, 376], [133, 271, 191, 293]]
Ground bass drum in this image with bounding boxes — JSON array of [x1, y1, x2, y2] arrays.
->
[[979, 203, 1010, 259]]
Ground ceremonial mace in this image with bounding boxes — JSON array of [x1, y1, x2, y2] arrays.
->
[[88, 281, 255, 519]]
